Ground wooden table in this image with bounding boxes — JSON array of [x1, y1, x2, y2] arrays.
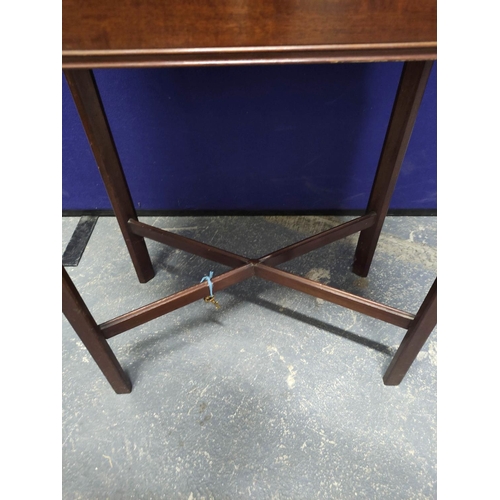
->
[[62, 0, 437, 393]]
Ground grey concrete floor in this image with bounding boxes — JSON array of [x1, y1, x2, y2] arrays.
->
[[62, 215, 437, 500]]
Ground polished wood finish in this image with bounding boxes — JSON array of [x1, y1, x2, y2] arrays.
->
[[64, 69, 155, 283], [128, 219, 250, 268], [101, 215, 416, 339], [100, 264, 254, 339], [383, 279, 437, 385], [62, 0, 436, 68], [63, 44, 437, 69], [63, 1, 437, 390], [63, 209, 432, 390], [62, 267, 132, 394], [254, 264, 414, 329], [353, 61, 433, 277], [259, 212, 377, 267]]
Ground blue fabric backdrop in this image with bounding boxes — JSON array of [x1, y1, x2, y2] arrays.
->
[[62, 62, 436, 212]]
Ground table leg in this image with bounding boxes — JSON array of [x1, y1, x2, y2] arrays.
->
[[353, 61, 434, 277], [62, 266, 132, 394], [383, 279, 437, 385], [64, 69, 155, 283]]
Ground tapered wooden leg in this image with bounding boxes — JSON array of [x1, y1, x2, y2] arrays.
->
[[64, 69, 155, 283], [62, 267, 132, 394], [383, 279, 437, 385], [353, 61, 434, 277]]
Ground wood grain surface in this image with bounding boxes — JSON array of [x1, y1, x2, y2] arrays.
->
[[63, 0, 436, 67]]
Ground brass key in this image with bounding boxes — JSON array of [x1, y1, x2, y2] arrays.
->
[[204, 295, 220, 310]]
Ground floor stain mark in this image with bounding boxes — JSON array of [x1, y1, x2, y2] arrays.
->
[[103, 455, 113, 468]]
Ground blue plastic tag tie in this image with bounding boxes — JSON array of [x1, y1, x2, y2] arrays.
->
[[200, 271, 214, 296]]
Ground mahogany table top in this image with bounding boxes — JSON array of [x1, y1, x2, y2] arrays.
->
[[62, 0, 437, 68]]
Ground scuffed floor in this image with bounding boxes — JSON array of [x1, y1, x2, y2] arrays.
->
[[62, 215, 437, 499]]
